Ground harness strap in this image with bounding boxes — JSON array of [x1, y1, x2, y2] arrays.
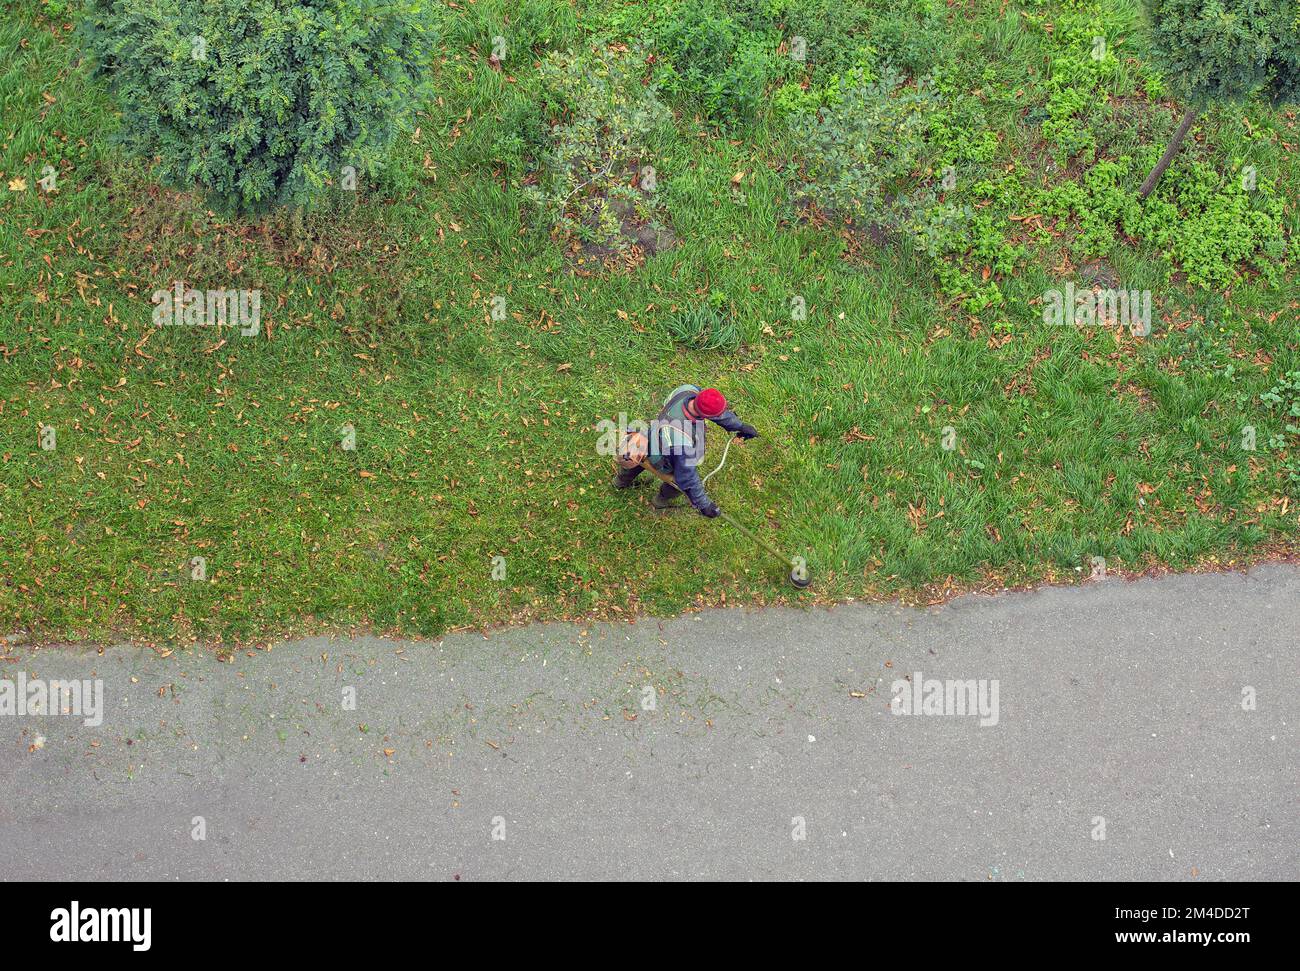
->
[[658, 387, 697, 422]]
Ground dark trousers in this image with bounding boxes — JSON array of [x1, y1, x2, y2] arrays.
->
[[613, 464, 680, 501]]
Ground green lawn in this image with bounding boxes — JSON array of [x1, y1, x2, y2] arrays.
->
[[2, 0, 1297, 646]]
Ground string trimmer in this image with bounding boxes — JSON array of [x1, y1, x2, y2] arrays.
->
[[638, 442, 810, 590]]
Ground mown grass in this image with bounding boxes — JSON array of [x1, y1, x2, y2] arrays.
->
[[1, 0, 1296, 645]]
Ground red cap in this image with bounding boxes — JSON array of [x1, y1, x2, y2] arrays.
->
[[694, 388, 727, 418]]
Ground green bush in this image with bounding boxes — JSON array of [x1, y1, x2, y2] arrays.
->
[[792, 69, 937, 227], [914, 203, 1020, 313], [1031, 8, 1124, 165], [651, 1, 779, 128], [790, 67, 1024, 313], [524, 46, 671, 252], [1039, 154, 1290, 288], [1138, 1, 1299, 195], [1129, 161, 1288, 288], [1144, 0, 1299, 108], [870, 6, 946, 77], [758, 0, 878, 79], [719, 0, 902, 117], [790, 66, 1030, 312], [79, 0, 437, 216]]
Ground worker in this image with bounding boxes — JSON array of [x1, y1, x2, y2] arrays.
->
[[611, 385, 757, 516]]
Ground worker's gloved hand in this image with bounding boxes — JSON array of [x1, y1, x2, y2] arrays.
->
[[699, 502, 721, 518], [736, 423, 759, 440]]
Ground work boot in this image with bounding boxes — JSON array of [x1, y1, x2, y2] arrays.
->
[[611, 466, 642, 490], [651, 483, 682, 509]]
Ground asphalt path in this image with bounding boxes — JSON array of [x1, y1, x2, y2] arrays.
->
[[2, 564, 1295, 880]]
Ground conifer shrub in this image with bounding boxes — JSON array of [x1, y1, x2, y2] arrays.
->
[[80, 0, 437, 215]]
